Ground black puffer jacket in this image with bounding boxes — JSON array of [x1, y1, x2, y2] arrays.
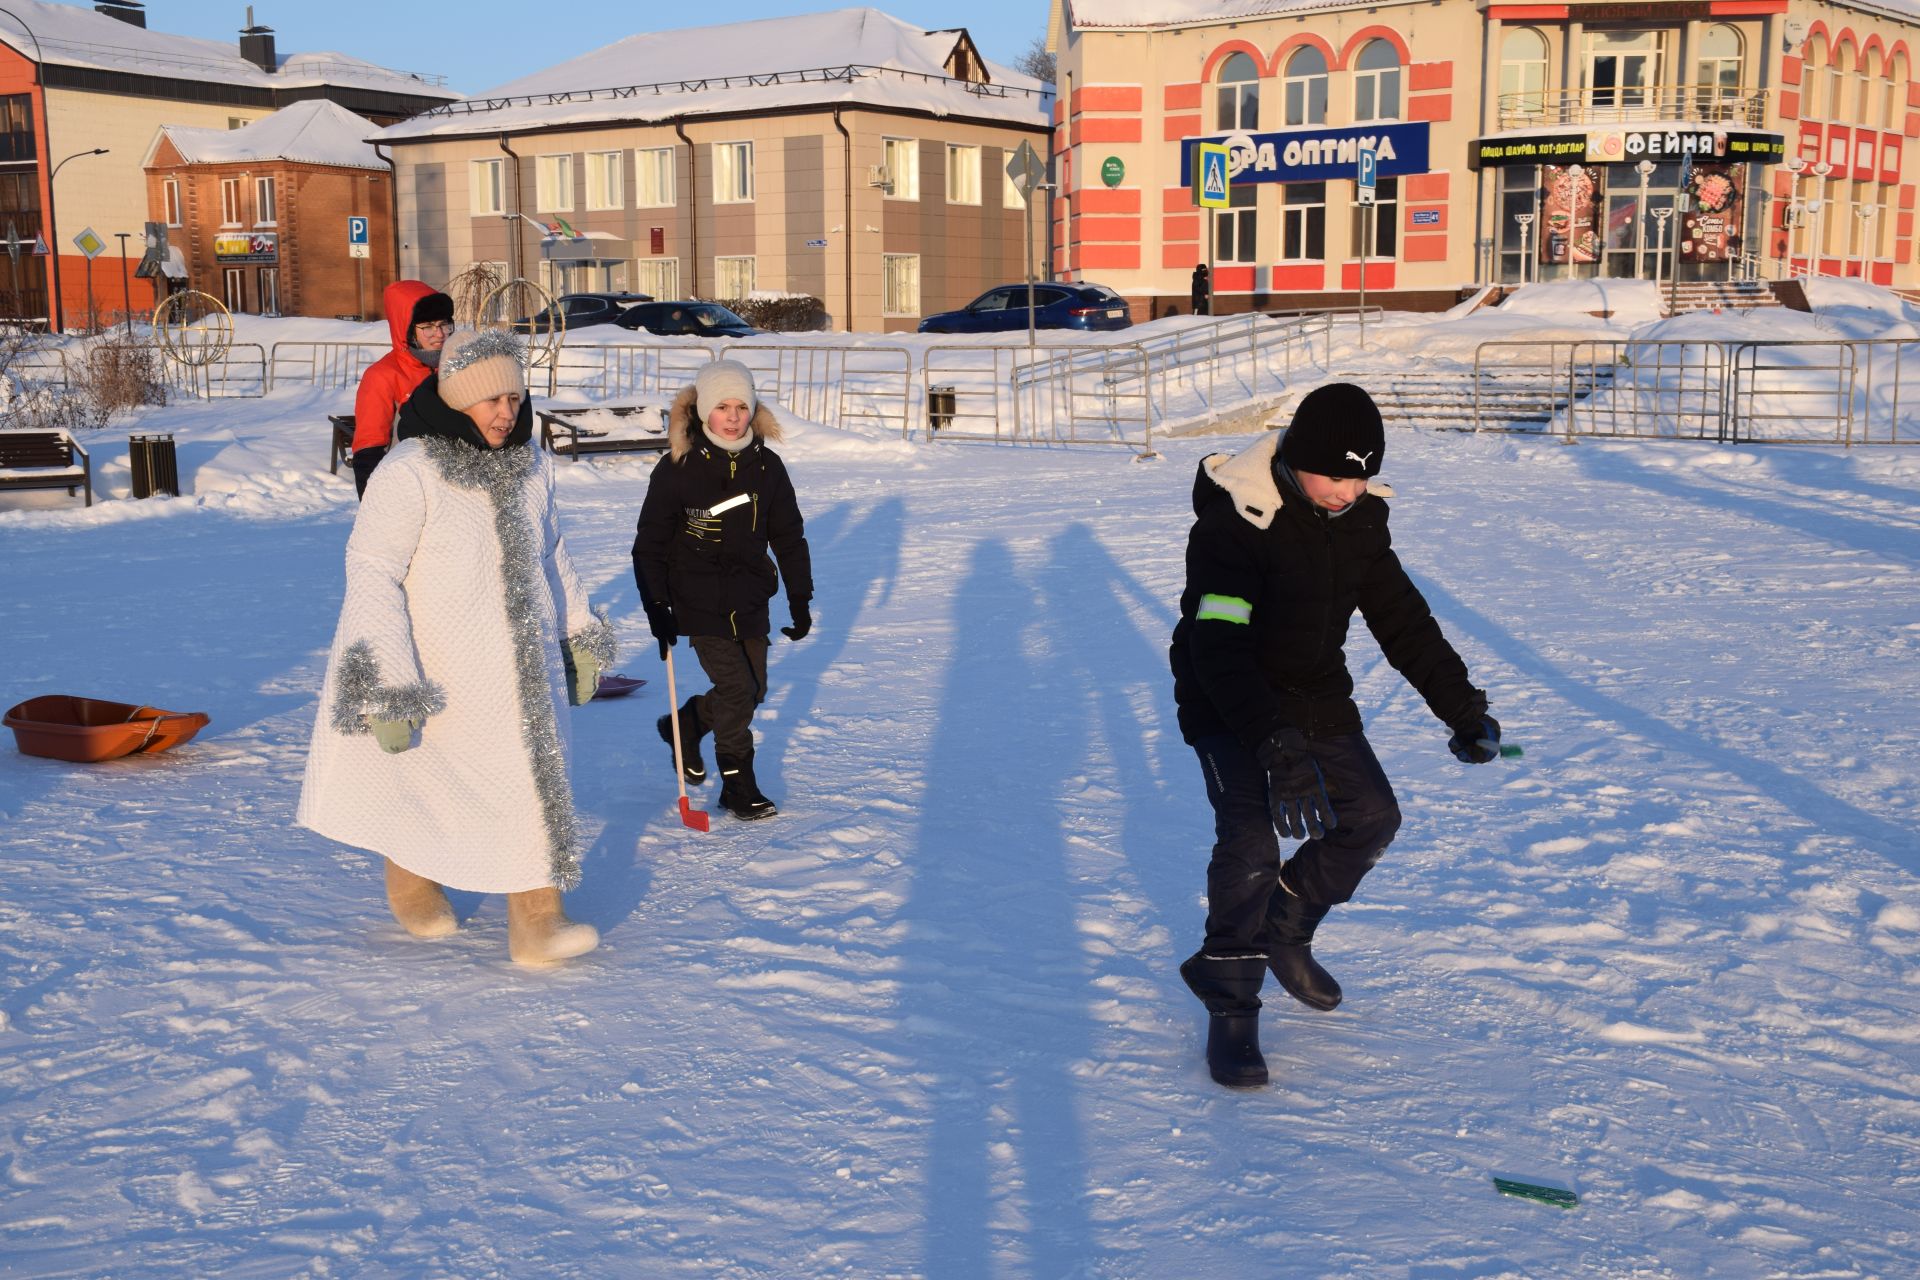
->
[[631, 387, 812, 640], [1169, 430, 1483, 748]]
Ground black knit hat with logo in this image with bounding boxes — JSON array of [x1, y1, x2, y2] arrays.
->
[[1280, 382, 1385, 478]]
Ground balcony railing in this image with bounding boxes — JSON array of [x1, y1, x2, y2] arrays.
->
[[1497, 85, 1768, 131]]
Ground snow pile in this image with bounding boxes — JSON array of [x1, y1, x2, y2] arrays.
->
[[1500, 279, 1665, 325]]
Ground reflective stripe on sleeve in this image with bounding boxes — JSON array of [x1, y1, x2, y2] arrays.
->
[[1196, 593, 1252, 624]]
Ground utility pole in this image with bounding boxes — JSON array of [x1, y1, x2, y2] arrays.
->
[[114, 231, 132, 336]]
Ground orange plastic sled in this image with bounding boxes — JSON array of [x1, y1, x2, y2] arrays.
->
[[4, 696, 211, 763]]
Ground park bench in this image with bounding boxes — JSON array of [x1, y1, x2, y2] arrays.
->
[[0, 429, 92, 506], [328, 414, 354, 475], [537, 406, 671, 460]]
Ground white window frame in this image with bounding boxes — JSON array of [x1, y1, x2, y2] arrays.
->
[[220, 177, 241, 227], [635, 147, 675, 208], [1283, 48, 1328, 127], [1352, 41, 1404, 123], [253, 175, 276, 227], [1216, 183, 1258, 264], [712, 142, 754, 204], [882, 136, 919, 201], [634, 257, 679, 299], [946, 144, 981, 205], [470, 159, 504, 216], [222, 265, 244, 311], [1352, 176, 1398, 258], [257, 266, 278, 315], [163, 179, 181, 227], [536, 153, 574, 213], [713, 255, 756, 298], [1216, 51, 1261, 132], [883, 253, 920, 315], [585, 150, 623, 211], [1282, 182, 1326, 261]]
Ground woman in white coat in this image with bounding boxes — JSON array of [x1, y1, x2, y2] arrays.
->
[[298, 328, 615, 966]]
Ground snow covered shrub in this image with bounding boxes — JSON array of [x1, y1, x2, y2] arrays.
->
[[79, 331, 167, 421], [711, 294, 828, 333]]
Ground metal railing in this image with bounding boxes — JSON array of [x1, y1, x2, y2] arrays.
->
[[267, 341, 389, 391], [1565, 340, 1730, 440], [545, 342, 717, 400], [921, 343, 1153, 451], [1471, 340, 1611, 429], [1496, 84, 1767, 130], [135, 343, 267, 399], [718, 344, 913, 437]]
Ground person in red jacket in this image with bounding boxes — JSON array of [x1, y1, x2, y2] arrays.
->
[[351, 280, 455, 498]]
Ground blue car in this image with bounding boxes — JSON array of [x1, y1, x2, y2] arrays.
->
[[918, 282, 1134, 334]]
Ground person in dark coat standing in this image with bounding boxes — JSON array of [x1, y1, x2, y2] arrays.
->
[[1190, 263, 1211, 316], [1168, 383, 1502, 1087], [632, 360, 813, 820]]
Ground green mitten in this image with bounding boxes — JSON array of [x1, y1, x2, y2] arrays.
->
[[369, 717, 419, 754], [566, 641, 601, 706]]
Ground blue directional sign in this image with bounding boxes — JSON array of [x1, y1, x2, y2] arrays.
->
[[1357, 147, 1378, 207], [1196, 143, 1229, 210], [347, 217, 369, 245]]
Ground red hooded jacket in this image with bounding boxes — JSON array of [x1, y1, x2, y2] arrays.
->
[[352, 280, 440, 453]]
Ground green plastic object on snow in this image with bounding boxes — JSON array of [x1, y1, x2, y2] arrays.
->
[[1492, 1176, 1577, 1209]]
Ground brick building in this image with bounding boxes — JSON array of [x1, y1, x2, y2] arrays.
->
[[0, 0, 455, 330], [144, 100, 394, 319]]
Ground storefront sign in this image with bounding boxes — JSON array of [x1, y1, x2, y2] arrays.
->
[[213, 232, 277, 264], [1681, 163, 1743, 263], [650, 227, 665, 255], [1541, 165, 1604, 265], [1101, 156, 1125, 188], [1476, 127, 1784, 168], [1181, 123, 1431, 185], [1569, 2, 1711, 20]]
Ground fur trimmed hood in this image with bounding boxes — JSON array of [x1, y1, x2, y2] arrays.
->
[[1199, 429, 1394, 530], [667, 385, 783, 461]]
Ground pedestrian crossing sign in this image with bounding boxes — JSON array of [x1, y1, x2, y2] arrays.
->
[[1196, 143, 1230, 209]]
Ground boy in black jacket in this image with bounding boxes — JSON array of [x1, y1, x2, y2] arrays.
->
[[1168, 383, 1502, 1087], [632, 360, 813, 820]]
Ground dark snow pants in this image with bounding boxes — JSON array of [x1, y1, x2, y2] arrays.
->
[[1192, 730, 1403, 957], [690, 635, 769, 759]]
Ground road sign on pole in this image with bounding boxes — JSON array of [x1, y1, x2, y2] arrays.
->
[[1356, 147, 1378, 207], [73, 226, 106, 260], [1007, 139, 1048, 353], [1195, 143, 1229, 209], [347, 216, 369, 245]]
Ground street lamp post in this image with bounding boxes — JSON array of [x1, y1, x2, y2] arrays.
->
[[1651, 207, 1675, 301], [1783, 156, 1807, 276], [46, 147, 108, 333], [1810, 160, 1834, 278], [113, 230, 132, 336], [1635, 159, 1656, 280], [1514, 212, 1535, 286], [1855, 204, 1880, 282], [1476, 236, 1494, 284]]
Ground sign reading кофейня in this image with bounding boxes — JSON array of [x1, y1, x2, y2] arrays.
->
[[1180, 123, 1431, 186], [1473, 128, 1785, 168]]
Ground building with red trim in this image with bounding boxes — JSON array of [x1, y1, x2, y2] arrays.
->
[[1048, 0, 1920, 314]]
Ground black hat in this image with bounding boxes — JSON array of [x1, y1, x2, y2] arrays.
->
[[1280, 383, 1385, 478], [409, 291, 455, 328]]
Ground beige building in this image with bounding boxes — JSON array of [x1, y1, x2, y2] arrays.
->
[[0, 0, 455, 330], [1048, 0, 1920, 313], [376, 9, 1053, 333]]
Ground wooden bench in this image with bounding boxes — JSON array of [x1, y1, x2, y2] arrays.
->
[[0, 429, 92, 506], [328, 414, 354, 475], [537, 405, 672, 460]]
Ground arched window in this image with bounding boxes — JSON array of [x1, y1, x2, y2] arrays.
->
[[1353, 40, 1402, 121], [1804, 34, 1828, 119], [1282, 46, 1327, 126], [1829, 43, 1850, 125], [1216, 51, 1260, 132], [1500, 27, 1550, 124], [1696, 24, 1743, 121], [1885, 51, 1907, 129]]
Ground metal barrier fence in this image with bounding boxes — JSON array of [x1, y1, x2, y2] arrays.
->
[[545, 342, 716, 400], [1565, 340, 1730, 440], [127, 342, 267, 399], [718, 344, 912, 436], [268, 341, 388, 392], [921, 343, 1153, 450]]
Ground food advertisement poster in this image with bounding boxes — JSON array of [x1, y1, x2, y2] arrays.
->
[[1541, 164, 1603, 264], [1681, 163, 1742, 263]]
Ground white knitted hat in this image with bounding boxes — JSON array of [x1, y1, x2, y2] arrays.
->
[[694, 359, 757, 421], [436, 328, 526, 412]]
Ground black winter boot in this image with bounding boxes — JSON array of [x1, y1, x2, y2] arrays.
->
[[1179, 951, 1270, 1088], [1267, 869, 1341, 1011], [717, 752, 777, 821], [657, 701, 707, 785]]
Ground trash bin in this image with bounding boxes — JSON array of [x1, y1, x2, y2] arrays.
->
[[129, 433, 179, 499], [928, 385, 956, 433]]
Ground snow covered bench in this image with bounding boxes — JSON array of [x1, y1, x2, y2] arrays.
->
[[328, 414, 354, 475], [536, 405, 671, 461], [0, 429, 91, 507]]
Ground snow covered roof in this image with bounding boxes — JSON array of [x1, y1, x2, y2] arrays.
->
[[377, 8, 1049, 143], [150, 100, 385, 171], [1062, 0, 1920, 28], [0, 0, 458, 98]]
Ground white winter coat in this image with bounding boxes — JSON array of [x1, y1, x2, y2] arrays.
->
[[297, 436, 610, 892]]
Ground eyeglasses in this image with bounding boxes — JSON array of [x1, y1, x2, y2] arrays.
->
[[414, 320, 455, 335]]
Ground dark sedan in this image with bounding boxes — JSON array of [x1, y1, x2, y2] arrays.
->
[[514, 292, 653, 334], [614, 301, 762, 338], [918, 282, 1134, 334]]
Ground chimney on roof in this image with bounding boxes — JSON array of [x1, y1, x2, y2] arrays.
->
[[240, 6, 277, 73], [95, 1, 147, 26]]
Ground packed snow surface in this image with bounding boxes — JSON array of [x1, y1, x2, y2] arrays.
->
[[2, 295, 1918, 1277]]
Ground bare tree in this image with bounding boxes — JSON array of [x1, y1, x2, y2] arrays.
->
[[1013, 35, 1057, 86]]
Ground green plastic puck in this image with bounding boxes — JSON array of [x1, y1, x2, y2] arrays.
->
[[1493, 1177, 1577, 1208]]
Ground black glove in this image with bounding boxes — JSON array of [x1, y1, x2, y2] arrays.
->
[[781, 599, 812, 642], [1256, 728, 1337, 841], [645, 601, 677, 661], [1447, 713, 1502, 764]]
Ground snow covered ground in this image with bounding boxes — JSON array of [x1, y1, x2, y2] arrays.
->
[[3, 290, 1918, 1277]]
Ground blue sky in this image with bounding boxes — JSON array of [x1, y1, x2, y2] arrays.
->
[[97, 0, 1053, 93]]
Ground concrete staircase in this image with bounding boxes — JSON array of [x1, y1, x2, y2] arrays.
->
[[1348, 366, 1618, 430], [1660, 279, 1783, 317]]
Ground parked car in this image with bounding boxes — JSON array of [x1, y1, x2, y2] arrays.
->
[[513, 292, 653, 334], [613, 301, 763, 338], [917, 282, 1133, 334]]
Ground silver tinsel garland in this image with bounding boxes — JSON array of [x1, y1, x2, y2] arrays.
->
[[424, 435, 584, 891], [569, 607, 618, 669], [329, 640, 447, 735], [440, 327, 525, 379]]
